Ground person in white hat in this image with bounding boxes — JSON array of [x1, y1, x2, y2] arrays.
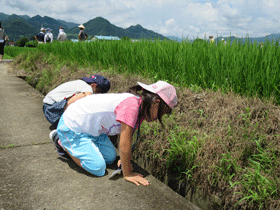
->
[[35, 27, 46, 43], [51, 80, 178, 186], [78, 24, 88, 41], [44, 28, 53, 43]]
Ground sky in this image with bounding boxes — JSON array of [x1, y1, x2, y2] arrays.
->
[[1, 0, 280, 39]]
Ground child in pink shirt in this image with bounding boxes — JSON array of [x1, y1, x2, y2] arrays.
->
[[51, 81, 177, 186]]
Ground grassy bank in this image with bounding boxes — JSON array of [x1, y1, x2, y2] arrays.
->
[[10, 44, 280, 209]]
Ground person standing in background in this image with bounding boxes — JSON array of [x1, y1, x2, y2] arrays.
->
[[57, 27, 67, 41], [0, 22, 7, 62], [78, 24, 88, 41], [35, 28, 46, 43], [209, 35, 214, 44], [44, 28, 53, 43]]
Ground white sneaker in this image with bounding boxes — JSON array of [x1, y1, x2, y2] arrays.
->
[[49, 129, 57, 141]]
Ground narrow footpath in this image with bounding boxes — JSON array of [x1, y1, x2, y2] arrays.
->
[[0, 60, 200, 210]]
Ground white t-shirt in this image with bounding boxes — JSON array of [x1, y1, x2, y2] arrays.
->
[[43, 80, 93, 104], [44, 32, 53, 43], [57, 31, 67, 41], [63, 93, 142, 136]]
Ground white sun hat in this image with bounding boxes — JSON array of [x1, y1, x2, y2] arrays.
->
[[137, 81, 178, 109], [78, 24, 85, 29]]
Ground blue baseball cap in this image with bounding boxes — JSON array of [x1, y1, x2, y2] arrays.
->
[[82, 75, 110, 93]]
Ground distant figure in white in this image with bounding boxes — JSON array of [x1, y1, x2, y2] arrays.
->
[[44, 28, 53, 43], [221, 38, 227, 45], [57, 27, 67, 41]]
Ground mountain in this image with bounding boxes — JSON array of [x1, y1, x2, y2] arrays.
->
[[216, 34, 280, 44], [28, 15, 69, 37], [167, 36, 183, 42], [1, 13, 168, 41], [125, 24, 166, 40], [66, 17, 167, 40], [57, 19, 79, 28], [0, 12, 10, 21], [67, 17, 126, 37], [19, 15, 30, 20], [1, 14, 38, 41]]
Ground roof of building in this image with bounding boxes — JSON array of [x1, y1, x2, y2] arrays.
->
[[94, 35, 120, 40]]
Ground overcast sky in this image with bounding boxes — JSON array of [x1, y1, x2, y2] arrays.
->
[[1, 0, 280, 39]]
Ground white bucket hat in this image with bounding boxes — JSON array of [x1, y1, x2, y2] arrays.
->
[[137, 81, 178, 109]]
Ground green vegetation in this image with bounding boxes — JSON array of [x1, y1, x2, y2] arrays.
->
[[4, 46, 38, 58], [11, 39, 280, 209], [15, 37, 29, 47], [25, 40, 38, 48], [37, 39, 280, 103]]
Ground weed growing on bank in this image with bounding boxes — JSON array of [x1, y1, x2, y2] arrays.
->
[[12, 49, 280, 209]]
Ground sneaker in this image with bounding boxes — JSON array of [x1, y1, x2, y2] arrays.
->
[[49, 130, 70, 159]]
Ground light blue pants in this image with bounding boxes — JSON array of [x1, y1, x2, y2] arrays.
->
[[57, 114, 117, 176]]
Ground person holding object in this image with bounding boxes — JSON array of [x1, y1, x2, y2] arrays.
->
[[43, 75, 111, 131], [50, 80, 177, 186]]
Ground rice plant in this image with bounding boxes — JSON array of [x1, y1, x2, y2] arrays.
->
[[36, 38, 280, 103]]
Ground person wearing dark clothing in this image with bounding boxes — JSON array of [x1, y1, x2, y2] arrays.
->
[[78, 25, 88, 41], [35, 28, 46, 43], [0, 22, 7, 62]]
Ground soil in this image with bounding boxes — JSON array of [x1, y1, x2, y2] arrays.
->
[[10, 52, 280, 209]]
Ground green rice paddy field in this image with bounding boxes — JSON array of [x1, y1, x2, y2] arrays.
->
[[5, 39, 280, 209]]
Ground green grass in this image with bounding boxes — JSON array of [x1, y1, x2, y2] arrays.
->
[[36, 39, 280, 104], [3, 54, 13, 59], [12, 40, 280, 209], [4, 46, 38, 58]]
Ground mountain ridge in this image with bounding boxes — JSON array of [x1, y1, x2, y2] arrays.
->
[[0, 13, 168, 41]]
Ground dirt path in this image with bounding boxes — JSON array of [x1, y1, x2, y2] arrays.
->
[[0, 61, 200, 210]]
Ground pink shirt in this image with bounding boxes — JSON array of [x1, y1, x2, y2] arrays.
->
[[115, 96, 142, 129]]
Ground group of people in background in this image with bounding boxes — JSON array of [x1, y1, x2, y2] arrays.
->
[[35, 24, 88, 44], [35, 27, 66, 43]]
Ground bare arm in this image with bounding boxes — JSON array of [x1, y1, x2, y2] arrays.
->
[[119, 122, 149, 186], [64, 92, 92, 110]]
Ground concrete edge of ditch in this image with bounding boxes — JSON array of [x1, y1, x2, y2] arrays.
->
[[1, 59, 14, 62], [133, 154, 223, 210]]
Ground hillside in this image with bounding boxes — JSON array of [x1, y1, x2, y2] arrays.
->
[[1, 14, 38, 41], [66, 17, 127, 38], [28, 15, 69, 37], [0, 13, 168, 41], [57, 19, 79, 28], [66, 17, 167, 40], [216, 34, 280, 44]]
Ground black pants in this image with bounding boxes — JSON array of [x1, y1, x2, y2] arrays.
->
[[0, 42, 4, 55]]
